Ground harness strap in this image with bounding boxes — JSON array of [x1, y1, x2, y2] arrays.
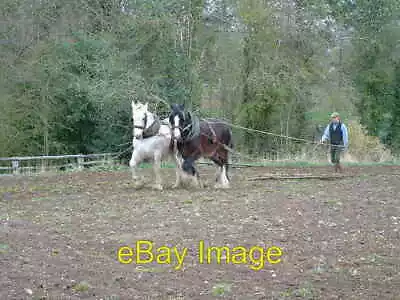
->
[[133, 113, 147, 130], [206, 121, 218, 144], [142, 116, 161, 138]]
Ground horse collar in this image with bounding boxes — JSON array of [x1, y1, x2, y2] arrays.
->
[[183, 113, 200, 141], [206, 120, 218, 144], [142, 116, 161, 138], [134, 113, 160, 139]]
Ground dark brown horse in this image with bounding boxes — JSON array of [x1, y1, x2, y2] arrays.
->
[[169, 103, 234, 188]]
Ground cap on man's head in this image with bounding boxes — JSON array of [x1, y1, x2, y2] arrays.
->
[[330, 112, 340, 118]]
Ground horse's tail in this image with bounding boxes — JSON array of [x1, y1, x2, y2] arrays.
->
[[223, 127, 234, 153], [223, 127, 234, 181], [228, 127, 234, 151]]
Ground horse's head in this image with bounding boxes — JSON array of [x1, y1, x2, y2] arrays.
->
[[131, 101, 149, 139], [169, 103, 190, 141]]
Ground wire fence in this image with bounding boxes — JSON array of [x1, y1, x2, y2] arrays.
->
[[0, 153, 118, 176], [0, 146, 331, 177], [0, 103, 356, 177], [0, 119, 335, 176]]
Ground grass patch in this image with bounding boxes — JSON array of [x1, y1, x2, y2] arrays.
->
[[366, 254, 386, 265], [135, 266, 165, 273], [249, 161, 327, 167], [3, 158, 399, 179], [279, 282, 315, 299], [234, 160, 400, 168], [325, 199, 339, 206], [345, 161, 400, 166], [51, 248, 61, 256], [31, 196, 53, 202], [0, 186, 22, 193], [72, 281, 90, 292], [138, 162, 177, 169], [202, 196, 215, 202], [212, 282, 232, 297], [0, 243, 9, 254], [29, 185, 53, 192]]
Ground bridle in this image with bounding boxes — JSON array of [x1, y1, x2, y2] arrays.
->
[[170, 111, 192, 141], [133, 112, 162, 139], [133, 112, 148, 130], [132, 112, 148, 139]]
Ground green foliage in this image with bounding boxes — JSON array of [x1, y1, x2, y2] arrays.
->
[[346, 120, 393, 162], [0, 0, 399, 158], [343, 4, 400, 152]]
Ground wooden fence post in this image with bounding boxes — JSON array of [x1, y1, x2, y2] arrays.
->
[[0, 153, 121, 175], [106, 154, 113, 166], [77, 155, 84, 170], [41, 159, 47, 173], [12, 160, 20, 175]]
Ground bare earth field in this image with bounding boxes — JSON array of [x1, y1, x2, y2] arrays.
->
[[1, 165, 400, 300]]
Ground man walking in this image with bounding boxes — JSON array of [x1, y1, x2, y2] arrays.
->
[[320, 112, 348, 172]]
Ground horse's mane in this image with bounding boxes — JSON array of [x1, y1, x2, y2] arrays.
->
[[185, 111, 201, 141]]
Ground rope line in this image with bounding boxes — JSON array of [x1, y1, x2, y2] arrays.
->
[[125, 95, 345, 168], [200, 118, 346, 149], [143, 94, 344, 149]]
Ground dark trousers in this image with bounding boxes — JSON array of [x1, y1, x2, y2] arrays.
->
[[330, 144, 343, 164]]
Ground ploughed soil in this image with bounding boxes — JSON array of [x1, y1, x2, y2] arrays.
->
[[1, 165, 400, 299]]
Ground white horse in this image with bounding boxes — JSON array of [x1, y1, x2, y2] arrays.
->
[[129, 101, 183, 190]]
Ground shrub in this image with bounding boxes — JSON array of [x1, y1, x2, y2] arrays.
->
[[345, 120, 392, 162]]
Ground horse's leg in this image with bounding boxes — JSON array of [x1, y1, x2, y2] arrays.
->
[[192, 155, 204, 188], [210, 155, 223, 186], [172, 151, 183, 188], [129, 151, 144, 188], [182, 156, 203, 188], [151, 152, 163, 190], [194, 165, 204, 188], [171, 140, 185, 188], [219, 164, 230, 188], [216, 149, 230, 189], [220, 129, 234, 188]]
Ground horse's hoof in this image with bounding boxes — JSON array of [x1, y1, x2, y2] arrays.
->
[[214, 183, 229, 189], [172, 183, 181, 189], [132, 185, 144, 190], [152, 184, 163, 190], [131, 178, 145, 188], [192, 178, 204, 188]]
